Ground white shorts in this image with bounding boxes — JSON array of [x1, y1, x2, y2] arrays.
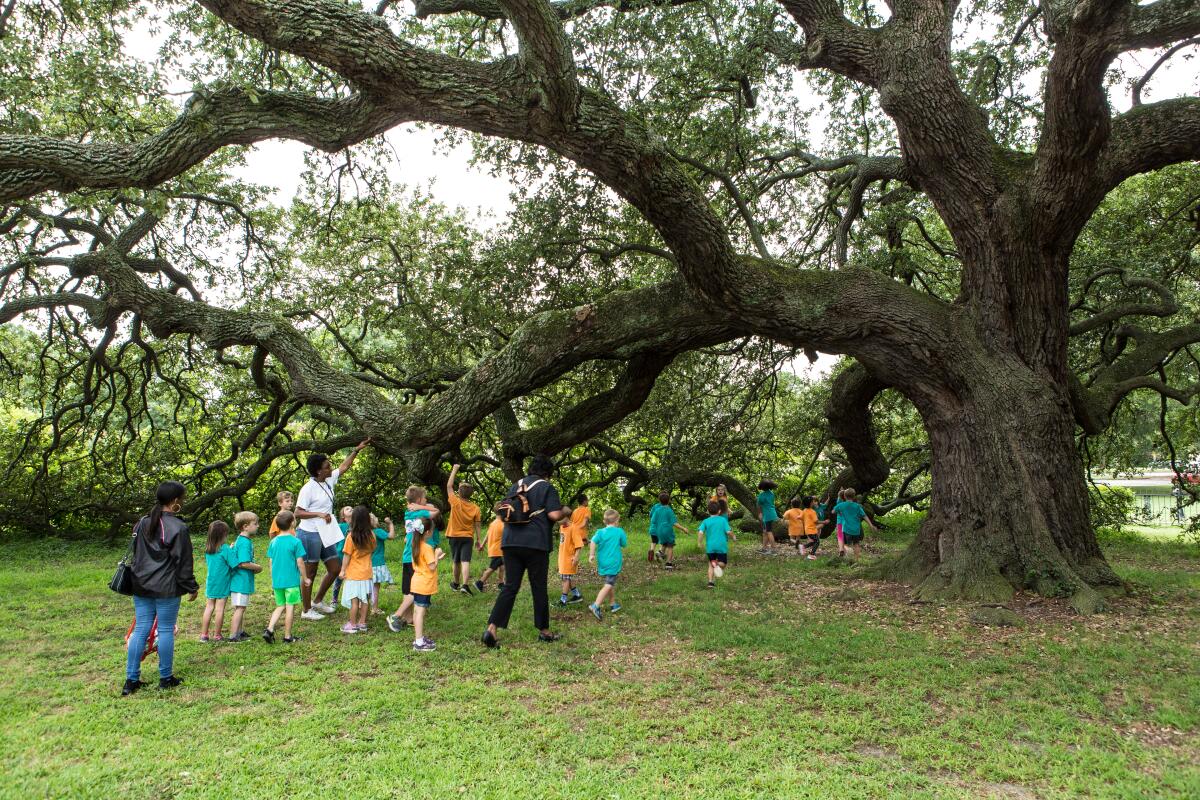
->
[[340, 579, 372, 608], [229, 593, 251, 608]]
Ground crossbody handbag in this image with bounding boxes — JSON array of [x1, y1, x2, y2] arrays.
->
[[109, 522, 139, 595]]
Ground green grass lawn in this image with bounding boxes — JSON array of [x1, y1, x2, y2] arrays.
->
[[1, 516, 1197, 799]]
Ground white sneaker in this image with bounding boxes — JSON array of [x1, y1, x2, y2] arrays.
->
[[301, 609, 325, 621], [314, 602, 337, 614]]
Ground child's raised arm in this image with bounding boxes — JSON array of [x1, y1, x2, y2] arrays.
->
[[385, 517, 395, 539], [446, 463, 460, 499]]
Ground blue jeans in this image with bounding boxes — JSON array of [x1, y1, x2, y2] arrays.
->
[[127, 595, 181, 681]]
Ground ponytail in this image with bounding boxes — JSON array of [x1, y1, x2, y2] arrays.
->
[[147, 481, 186, 537]]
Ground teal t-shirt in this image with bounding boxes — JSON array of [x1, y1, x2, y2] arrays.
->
[[648, 503, 677, 537], [267, 533, 306, 589], [403, 509, 432, 564], [591, 526, 628, 576], [757, 490, 778, 523], [229, 534, 255, 595], [833, 500, 868, 536], [371, 527, 389, 567], [336, 522, 348, 556], [204, 544, 240, 598], [699, 515, 731, 554]]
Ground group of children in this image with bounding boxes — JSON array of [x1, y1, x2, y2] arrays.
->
[[197, 473, 874, 651]]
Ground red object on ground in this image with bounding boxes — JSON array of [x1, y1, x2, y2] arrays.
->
[[124, 617, 159, 661]]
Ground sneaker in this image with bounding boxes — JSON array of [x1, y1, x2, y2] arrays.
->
[[262, 628, 275, 644], [655, 549, 665, 561], [211, 634, 224, 642], [807, 554, 818, 560], [198, 635, 209, 643], [413, 638, 436, 652], [314, 601, 337, 614], [229, 631, 250, 643], [557, 597, 568, 607], [121, 679, 144, 696], [538, 632, 562, 642], [159, 675, 183, 690], [706, 581, 715, 589], [647, 549, 654, 563], [567, 594, 584, 604], [283, 636, 302, 644], [301, 609, 325, 621], [589, 603, 603, 621], [481, 629, 500, 649], [460, 583, 474, 595], [473, 580, 485, 592], [341, 623, 359, 634], [450, 583, 461, 592], [387, 614, 408, 633], [713, 564, 724, 578], [665, 562, 675, 570], [609, 603, 622, 614], [356, 624, 368, 632]]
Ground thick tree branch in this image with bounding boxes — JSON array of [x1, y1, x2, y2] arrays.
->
[[413, 0, 698, 20], [496, 0, 580, 123], [1120, 0, 1200, 51], [1068, 267, 1180, 336], [776, 0, 879, 85], [1098, 97, 1200, 192], [824, 361, 890, 497], [0, 90, 398, 202]]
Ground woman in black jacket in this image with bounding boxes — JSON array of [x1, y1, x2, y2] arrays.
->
[[123, 481, 199, 695]]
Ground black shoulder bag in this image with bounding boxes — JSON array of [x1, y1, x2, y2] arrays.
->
[[108, 523, 139, 595]]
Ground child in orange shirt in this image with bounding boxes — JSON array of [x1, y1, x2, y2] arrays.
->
[[410, 516, 445, 652], [782, 498, 806, 550], [474, 512, 505, 592], [800, 495, 820, 559], [268, 491, 293, 537], [446, 463, 482, 595], [557, 494, 591, 606], [338, 505, 376, 634]]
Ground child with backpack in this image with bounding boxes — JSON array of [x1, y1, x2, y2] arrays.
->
[[832, 488, 874, 561], [648, 492, 690, 569], [699, 500, 735, 588], [588, 509, 628, 620]]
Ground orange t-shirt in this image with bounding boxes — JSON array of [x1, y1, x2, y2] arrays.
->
[[411, 541, 439, 595], [447, 493, 481, 539], [801, 508, 819, 536], [485, 518, 504, 558], [341, 534, 373, 580], [557, 525, 586, 576], [782, 508, 805, 537], [566, 506, 591, 539]]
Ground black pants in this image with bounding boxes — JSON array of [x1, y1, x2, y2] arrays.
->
[[487, 546, 550, 631]]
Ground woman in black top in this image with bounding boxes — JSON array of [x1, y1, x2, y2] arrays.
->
[[122, 481, 199, 695]]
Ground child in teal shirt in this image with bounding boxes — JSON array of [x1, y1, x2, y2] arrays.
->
[[648, 492, 690, 569], [699, 500, 735, 588], [201, 521, 240, 642], [370, 513, 395, 615], [756, 479, 779, 553], [588, 508, 628, 621], [227, 511, 264, 643], [264, 511, 309, 644], [831, 487, 874, 562]]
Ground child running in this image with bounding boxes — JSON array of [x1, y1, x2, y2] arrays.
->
[[648, 491, 690, 569], [264, 511, 309, 644], [782, 498, 806, 551], [227, 511, 264, 642], [833, 488, 848, 556], [268, 491, 293, 537], [800, 496, 820, 559], [200, 521, 240, 642], [699, 500, 735, 588], [587, 508, 628, 621], [410, 516, 445, 652], [446, 464, 482, 595], [557, 495, 589, 606], [474, 511, 505, 592], [831, 488, 875, 561], [370, 513, 395, 614], [757, 479, 779, 553], [339, 505, 376, 634]]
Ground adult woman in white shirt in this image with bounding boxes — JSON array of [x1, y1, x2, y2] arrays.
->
[[295, 439, 370, 619]]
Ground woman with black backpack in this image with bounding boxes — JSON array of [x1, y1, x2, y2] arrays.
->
[[122, 481, 199, 695], [482, 455, 571, 649]]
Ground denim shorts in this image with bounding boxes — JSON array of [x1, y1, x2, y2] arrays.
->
[[412, 592, 432, 608], [601, 574, 619, 586], [299, 530, 338, 563]]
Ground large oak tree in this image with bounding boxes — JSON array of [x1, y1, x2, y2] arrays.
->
[[2, 0, 1198, 611]]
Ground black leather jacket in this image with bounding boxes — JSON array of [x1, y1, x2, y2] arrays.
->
[[129, 512, 199, 598]]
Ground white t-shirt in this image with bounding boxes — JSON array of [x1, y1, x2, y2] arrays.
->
[[295, 468, 341, 533]]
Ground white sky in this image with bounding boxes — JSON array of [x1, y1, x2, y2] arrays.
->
[[120, 5, 1199, 382]]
